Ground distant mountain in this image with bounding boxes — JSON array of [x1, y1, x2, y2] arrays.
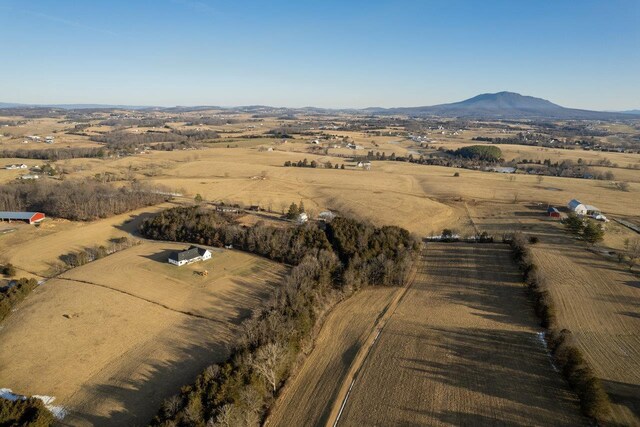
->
[[2, 93, 639, 119], [369, 92, 639, 120]]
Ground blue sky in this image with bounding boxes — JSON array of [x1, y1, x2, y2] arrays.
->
[[1, 0, 639, 109]]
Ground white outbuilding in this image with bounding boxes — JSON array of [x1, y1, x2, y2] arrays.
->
[[568, 199, 601, 216]]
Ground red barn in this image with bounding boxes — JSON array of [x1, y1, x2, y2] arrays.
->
[[0, 211, 45, 224], [547, 207, 561, 218]]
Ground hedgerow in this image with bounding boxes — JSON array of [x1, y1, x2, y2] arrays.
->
[[508, 232, 610, 422]]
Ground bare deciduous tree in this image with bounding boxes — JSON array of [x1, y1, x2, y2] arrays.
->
[[211, 404, 236, 427], [252, 342, 287, 393], [625, 237, 640, 270]]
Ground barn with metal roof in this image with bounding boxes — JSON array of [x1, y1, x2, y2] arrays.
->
[[0, 211, 45, 224]]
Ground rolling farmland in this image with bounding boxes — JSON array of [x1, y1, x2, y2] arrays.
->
[[321, 244, 584, 426], [531, 243, 640, 426], [0, 242, 285, 426], [267, 287, 399, 427]]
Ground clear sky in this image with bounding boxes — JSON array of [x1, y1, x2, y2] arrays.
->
[[1, 0, 639, 110]]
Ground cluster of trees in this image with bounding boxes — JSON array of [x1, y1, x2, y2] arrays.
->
[[91, 129, 218, 150], [285, 201, 305, 220], [283, 159, 315, 168], [326, 217, 419, 287], [54, 237, 139, 273], [0, 396, 53, 427], [98, 118, 167, 127], [450, 145, 503, 162], [509, 232, 611, 422], [0, 180, 170, 221], [518, 158, 615, 180], [366, 151, 397, 161], [0, 147, 105, 161], [0, 278, 38, 322], [563, 214, 605, 245], [145, 208, 419, 426], [284, 159, 345, 169], [472, 133, 549, 146], [139, 206, 331, 265]]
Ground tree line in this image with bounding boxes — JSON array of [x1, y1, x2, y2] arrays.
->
[[141, 206, 419, 426], [508, 232, 610, 422], [283, 159, 345, 169], [0, 180, 170, 221], [0, 147, 105, 161]]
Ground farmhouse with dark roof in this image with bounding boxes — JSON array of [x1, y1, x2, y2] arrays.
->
[[168, 246, 212, 266]]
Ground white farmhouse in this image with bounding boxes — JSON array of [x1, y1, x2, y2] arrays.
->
[[168, 246, 212, 266]]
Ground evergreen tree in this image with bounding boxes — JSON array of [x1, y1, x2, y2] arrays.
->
[[582, 221, 604, 245], [286, 203, 299, 219], [563, 213, 585, 236]]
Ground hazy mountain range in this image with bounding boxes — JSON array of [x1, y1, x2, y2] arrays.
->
[[365, 92, 640, 119], [1, 92, 639, 120]]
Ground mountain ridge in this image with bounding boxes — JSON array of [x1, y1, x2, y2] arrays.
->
[[2, 92, 639, 119]]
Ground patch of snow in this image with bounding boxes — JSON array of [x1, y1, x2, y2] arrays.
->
[[536, 331, 559, 373], [0, 388, 67, 420]]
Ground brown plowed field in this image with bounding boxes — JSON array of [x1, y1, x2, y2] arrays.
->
[[267, 287, 399, 427], [531, 243, 640, 426], [335, 244, 584, 426]]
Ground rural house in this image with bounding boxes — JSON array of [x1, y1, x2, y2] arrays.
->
[[0, 211, 45, 224], [5, 164, 28, 170], [168, 246, 212, 266], [567, 199, 600, 216]]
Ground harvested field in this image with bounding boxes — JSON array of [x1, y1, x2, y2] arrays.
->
[[0, 202, 174, 277], [267, 287, 399, 427], [0, 241, 286, 426], [531, 242, 640, 426], [336, 244, 584, 426]]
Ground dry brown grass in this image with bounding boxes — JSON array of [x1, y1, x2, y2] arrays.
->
[[0, 202, 175, 277], [0, 241, 285, 426], [336, 244, 584, 426], [531, 241, 640, 426], [267, 287, 398, 427]]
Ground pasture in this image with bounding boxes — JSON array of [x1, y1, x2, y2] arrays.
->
[[0, 241, 285, 426]]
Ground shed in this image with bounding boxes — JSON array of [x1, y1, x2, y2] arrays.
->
[[296, 212, 308, 224], [547, 207, 561, 218], [0, 211, 45, 224], [567, 199, 587, 215]]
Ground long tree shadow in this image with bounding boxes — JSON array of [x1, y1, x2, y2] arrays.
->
[[56, 267, 285, 426], [338, 244, 586, 426]]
